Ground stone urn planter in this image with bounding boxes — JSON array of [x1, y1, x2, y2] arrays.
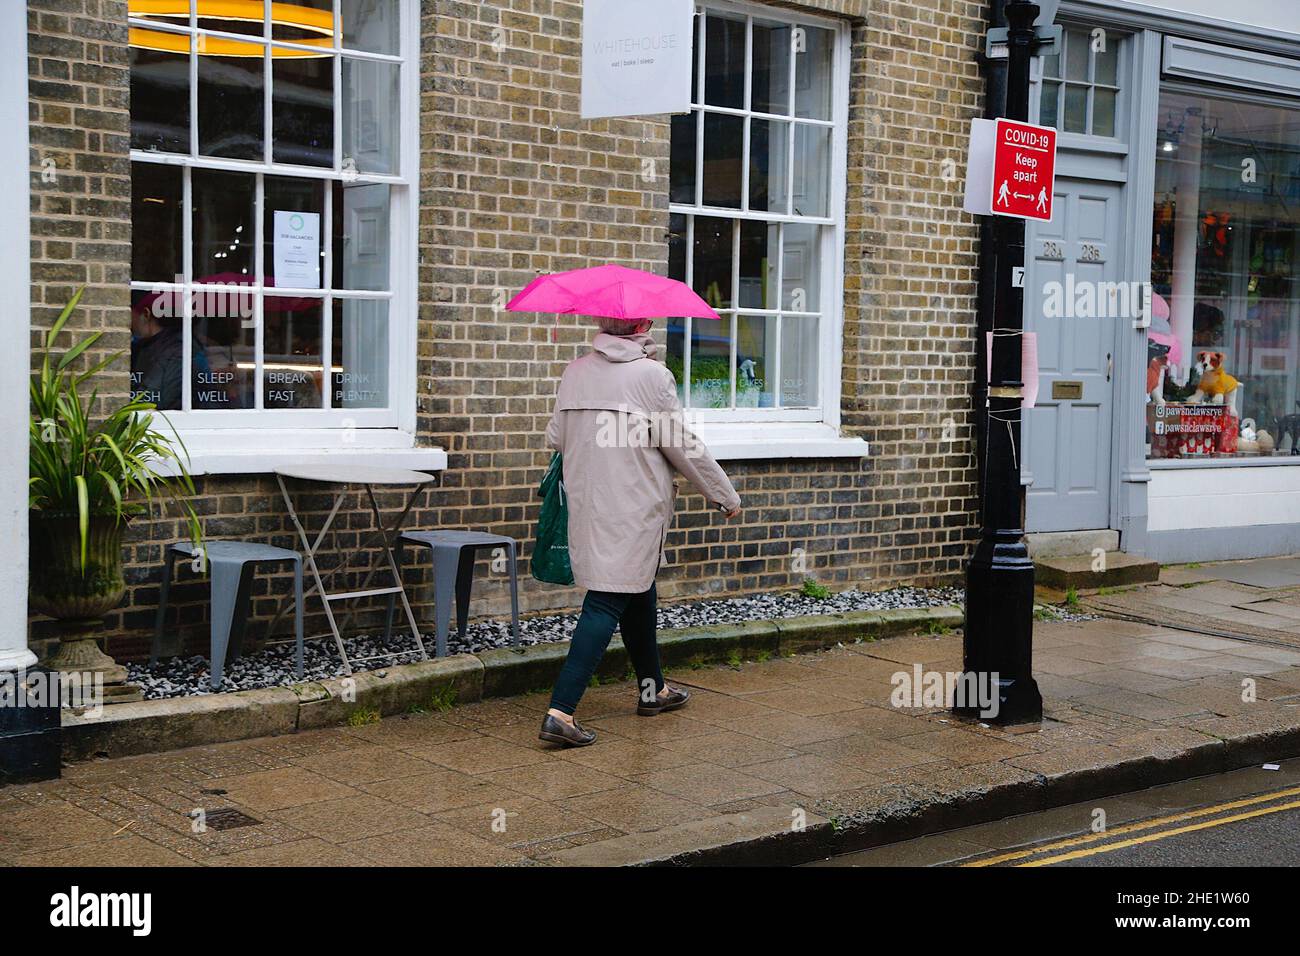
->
[[29, 511, 141, 703], [28, 290, 200, 706]]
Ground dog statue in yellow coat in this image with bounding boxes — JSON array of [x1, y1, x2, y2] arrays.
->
[[1189, 351, 1239, 405]]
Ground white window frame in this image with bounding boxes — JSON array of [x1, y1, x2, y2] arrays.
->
[[126, 0, 428, 469], [670, 0, 862, 458]]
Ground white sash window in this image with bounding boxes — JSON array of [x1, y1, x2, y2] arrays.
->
[[668, 1, 849, 434], [126, 0, 416, 444]]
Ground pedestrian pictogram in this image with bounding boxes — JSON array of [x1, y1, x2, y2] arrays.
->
[[990, 118, 1057, 222]]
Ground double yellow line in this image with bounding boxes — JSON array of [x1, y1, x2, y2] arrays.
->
[[962, 784, 1300, 867]]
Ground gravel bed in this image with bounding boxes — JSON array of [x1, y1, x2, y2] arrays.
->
[[126, 585, 963, 700]]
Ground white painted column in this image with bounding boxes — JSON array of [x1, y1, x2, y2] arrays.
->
[[0, 3, 35, 674], [1169, 119, 1202, 385]]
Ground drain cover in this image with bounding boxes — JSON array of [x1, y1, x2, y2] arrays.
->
[[200, 808, 261, 831]]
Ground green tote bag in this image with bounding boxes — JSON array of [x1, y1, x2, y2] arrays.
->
[[531, 452, 574, 586]]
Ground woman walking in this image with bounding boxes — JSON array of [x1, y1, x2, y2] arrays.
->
[[538, 316, 741, 747]]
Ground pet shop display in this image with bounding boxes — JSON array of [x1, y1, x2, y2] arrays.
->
[[1146, 292, 1182, 388], [1148, 402, 1237, 458], [1146, 340, 1170, 405], [1189, 350, 1240, 407], [1276, 403, 1300, 455], [1237, 418, 1260, 455]]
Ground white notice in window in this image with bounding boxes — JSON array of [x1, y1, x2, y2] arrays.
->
[[272, 210, 321, 289], [580, 0, 694, 120]]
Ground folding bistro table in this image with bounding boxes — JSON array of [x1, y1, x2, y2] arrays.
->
[[273, 464, 434, 674]]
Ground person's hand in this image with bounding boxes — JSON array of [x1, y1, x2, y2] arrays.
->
[[723, 506, 742, 519]]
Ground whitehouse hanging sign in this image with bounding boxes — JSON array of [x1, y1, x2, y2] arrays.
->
[[580, 0, 694, 120]]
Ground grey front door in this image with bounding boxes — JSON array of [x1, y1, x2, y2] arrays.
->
[[1023, 177, 1121, 533]]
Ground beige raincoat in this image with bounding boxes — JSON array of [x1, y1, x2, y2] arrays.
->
[[545, 332, 741, 593]]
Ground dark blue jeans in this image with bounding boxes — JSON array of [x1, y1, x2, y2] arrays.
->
[[549, 584, 665, 716]]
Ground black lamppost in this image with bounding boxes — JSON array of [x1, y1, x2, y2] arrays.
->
[[960, 0, 1044, 724]]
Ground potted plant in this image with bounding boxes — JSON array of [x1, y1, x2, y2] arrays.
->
[[28, 289, 200, 702]]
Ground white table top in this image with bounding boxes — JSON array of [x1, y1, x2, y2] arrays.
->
[[275, 464, 435, 486]]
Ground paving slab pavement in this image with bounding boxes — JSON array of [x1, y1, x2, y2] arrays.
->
[[1087, 556, 1300, 646], [3, 617, 1300, 867]]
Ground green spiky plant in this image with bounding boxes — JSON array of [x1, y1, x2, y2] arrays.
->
[[28, 289, 200, 620]]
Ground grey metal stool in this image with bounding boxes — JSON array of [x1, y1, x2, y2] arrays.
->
[[152, 541, 304, 691], [383, 531, 521, 657]]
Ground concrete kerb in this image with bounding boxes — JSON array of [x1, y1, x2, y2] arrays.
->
[[56, 605, 963, 761], [618, 721, 1300, 867]]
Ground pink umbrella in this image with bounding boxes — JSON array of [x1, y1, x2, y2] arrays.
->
[[506, 264, 721, 320]]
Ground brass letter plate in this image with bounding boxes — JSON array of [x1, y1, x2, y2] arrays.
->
[[1052, 380, 1084, 400]]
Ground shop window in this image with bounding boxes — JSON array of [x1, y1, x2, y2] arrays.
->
[[127, 0, 408, 430], [1147, 87, 1300, 461], [668, 5, 845, 419], [1039, 27, 1122, 138]]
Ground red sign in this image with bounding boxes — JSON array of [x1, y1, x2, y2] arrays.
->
[[990, 118, 1057, 222]]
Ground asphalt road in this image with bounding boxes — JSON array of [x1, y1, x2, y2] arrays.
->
[[809, 757, 1300, 867]]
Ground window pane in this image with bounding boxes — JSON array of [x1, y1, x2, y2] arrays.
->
[[749, 118, 789, 213], [198, 39, 265, 160], [343, 0, 400, 55], [666, 316, 686, 403], [688, 313, 734, 409], [131, 163, 183, 283], [193, 306, 255, 410], [197, 3, 264, 36], [1063, 84, 1088, 134], [1065, 29, 1089, 81], [794, 26, 833, 120], [738, 220, 777, 309], [780, 316, 819, 407], [792, 124, 831, 217], [670, 112, 698, 205], [131, 277, 184, 411], [782, 223, 821, 311], [1040, 81, 1060, 129], [343, 57, 399, 175], [1095, 41, 1119, 86], [1042, 51, 1061, 79], [332, 181, 391, 290], [1148, 88, 1300, 461], [1092, 88, 1117, 138], [736, 314, 776, 408], [192, 169, 255, 279], [752, 20, 791, 115], [130, 45, 190, 154], [131, 0, 191, 26], [690, 13, 701, 103], [702, 112, 743, 208], [668, 213, 688, 282], [273, 53, 334, 166], [272, 0, 333, 44], [263, 298, 324, 409], [332, 299, 389, 408], [265, 176, 325, 290], [692, 216, 733, 311], [704, 14, 745, 109]]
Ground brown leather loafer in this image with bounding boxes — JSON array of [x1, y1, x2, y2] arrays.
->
[[539, 714, 596, 747], [637, 685, 690, 716]]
